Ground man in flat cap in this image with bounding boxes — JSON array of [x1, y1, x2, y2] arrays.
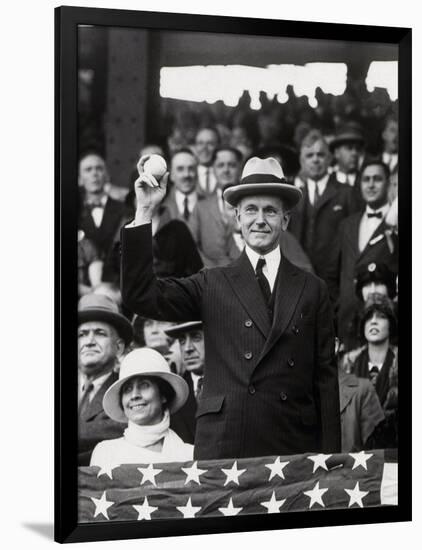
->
[[121, 155, 341, 460], [165, 321, 205, 444], [78, 293, 133, 465]]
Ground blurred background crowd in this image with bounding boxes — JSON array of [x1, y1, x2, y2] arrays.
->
[[77, 26, 399, 466]]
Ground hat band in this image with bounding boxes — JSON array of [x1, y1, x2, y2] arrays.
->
[[241, 174, 287, 185]]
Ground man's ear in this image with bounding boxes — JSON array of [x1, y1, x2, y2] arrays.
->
[[281, 211, 291, 231], [115, 338, 125, 360]]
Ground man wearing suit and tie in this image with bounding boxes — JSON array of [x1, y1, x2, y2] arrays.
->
[[334, 160, 398, 351], [289, 130, 359, 300], [162, 148, 203, 224], [189, 146, 243, 267], [165, 321, 205, 445], [194, 127, 220, 195], [78, 293, 133, 465], [121, 155, 341, 460], [78, 153, 126, 260]]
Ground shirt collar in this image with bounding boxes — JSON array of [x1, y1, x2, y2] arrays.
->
[[79, 370, 113, 393], [245, 244, 281, 271], [307, 173, 329, 186]]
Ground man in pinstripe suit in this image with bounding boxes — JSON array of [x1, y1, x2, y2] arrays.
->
[[121, 155, 341, 460]]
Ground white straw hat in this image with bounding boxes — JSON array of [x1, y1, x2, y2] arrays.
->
[[103, 348, 189, 423], [223, 156, 302, 208]]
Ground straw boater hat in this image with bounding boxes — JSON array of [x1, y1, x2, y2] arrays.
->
[[223, 157, 302, 209], [78, 293, 133, 346], [164, 321, 203, 339], [103, 348, 189, 422]]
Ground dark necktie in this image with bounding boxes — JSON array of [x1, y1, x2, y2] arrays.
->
[[205, 168, 210, 193], [79, 382, 94, 417], [369, 365, 380, 385], [256, 257, 271, 304], [183, 196, 190, 220], [195, 376, 204, 403], [367, 211, 382, 219]]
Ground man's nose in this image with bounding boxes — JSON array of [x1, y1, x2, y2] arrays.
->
[[185, 336, 194, 350], [255, 210, 266, 224]]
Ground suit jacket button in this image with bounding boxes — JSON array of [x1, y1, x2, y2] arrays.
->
[[244, 351, 253, 360], [245, 319, 253, 327], [280, 392, 288, 401], [292, 325, 300, 335], [287, 358, 295, 367], [248, 384, 256, 395]]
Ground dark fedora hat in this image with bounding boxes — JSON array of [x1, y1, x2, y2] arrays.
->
[[78, 293, 133, 345], [164, 320, 203, 339], [329, 124, 365, 152], [223, 157, 302, 209]]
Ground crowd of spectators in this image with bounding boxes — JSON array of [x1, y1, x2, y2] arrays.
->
[[77, 82, 399, 467]]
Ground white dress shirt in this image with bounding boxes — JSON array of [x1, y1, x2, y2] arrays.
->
[[358, 203, 390, 252], [87, 195, 108, 228], [335, 170, 357, 187], [174, 189, 198, 217], [382, 152, 398, 173], [197, 165, 217, 194], [306, 173, 329, 205], [245, 245, 281, 292]]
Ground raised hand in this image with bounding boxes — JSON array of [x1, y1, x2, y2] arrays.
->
[[134, 155, 169, 224]]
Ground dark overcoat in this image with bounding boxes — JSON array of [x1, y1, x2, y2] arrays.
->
[[289, 174, 360, 300], [121, 224, 341, 460], [78, 372, 125, 466]]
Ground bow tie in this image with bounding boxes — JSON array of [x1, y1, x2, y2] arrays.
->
[[367, 211, 382, 219], [86, 196, 106, 208]]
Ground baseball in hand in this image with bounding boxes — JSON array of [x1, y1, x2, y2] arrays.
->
[[142, 154, 167, 179]]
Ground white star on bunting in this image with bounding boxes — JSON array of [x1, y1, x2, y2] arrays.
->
[[133, 497, 158, 520], [176, 497, 202, 518], [349, 451, 373, 471], [181, 461, 208, 485], [90, 491, 114, 520], [307, 453, 332, 473], [96, 464, 119, 480], [303, 481, 328, 509], [137, 464, 163, 486], [221, 461, 246, 486], [260, 491, 286, 513], [344, 482, 369, 508], [265, 457, 289, 480], [218, 497, 243, 516]]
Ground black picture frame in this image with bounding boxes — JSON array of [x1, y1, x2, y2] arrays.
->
[[55, 5, 412, 543]]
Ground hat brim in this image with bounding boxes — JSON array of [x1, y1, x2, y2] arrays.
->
[[329, 135, 365, 152], [164, 321, 203, 338], [223, 183, 302, 209], [102, 370, 189, 423], [78, 309, 133, 346]]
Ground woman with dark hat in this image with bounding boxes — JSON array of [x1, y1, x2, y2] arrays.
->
[[90, 348, 193, 467]]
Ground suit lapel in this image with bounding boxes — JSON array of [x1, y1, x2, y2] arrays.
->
[[223, 251, 272, 338], [359, 218, 388, 259], [83, 372, 117, 421], [256, 255, 306, 365], [338, 373, 359, 413], [314, 178, 338, 213]]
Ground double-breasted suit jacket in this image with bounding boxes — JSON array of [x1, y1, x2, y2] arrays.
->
[[122, 224, 341, 460], [335, 212, 398, 350], [78, 372, 125, 466], [289, 175, 360, 300]]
